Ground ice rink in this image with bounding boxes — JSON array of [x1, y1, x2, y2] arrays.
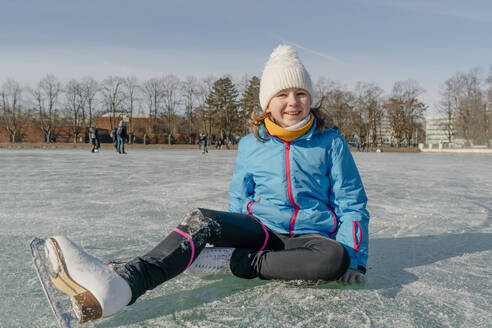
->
[[1, 148, 491, 328]]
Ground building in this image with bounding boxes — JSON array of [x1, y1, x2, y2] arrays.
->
[[378, 115, 394, 145], [366, 115, 394, 146], [425, 115, 454, 145]]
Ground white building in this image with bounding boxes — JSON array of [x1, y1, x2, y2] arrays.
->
[[425, 116, 454, 145], [378, 115, 393, 145], [366, 115, 394, 146]]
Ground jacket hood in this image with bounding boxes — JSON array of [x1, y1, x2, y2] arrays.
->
[[330, 125, 340, 135]]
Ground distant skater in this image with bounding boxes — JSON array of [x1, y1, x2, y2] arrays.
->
[[198, 133, 208, 154], [116, 120, 128, 154], [89, 127, 100, 153], [42, 45, 369, 323]]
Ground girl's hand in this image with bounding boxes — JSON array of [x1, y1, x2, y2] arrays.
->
[[337, 268, 364, 286]]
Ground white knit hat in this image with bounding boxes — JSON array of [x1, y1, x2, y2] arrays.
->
[[259, 45, 313, 111]]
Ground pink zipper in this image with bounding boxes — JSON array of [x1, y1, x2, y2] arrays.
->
[[284, 142, 300, 236], [264, 133, 300, 236]]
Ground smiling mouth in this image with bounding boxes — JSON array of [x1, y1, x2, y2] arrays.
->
[[285, 111, 301, 116]]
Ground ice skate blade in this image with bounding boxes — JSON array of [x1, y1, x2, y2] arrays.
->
[[46, 238, 103, 323], [45, 240, 60, 277], [31, 238, 75, 328]]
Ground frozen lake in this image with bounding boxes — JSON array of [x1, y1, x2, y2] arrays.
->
[[1, 148, 491, 328]]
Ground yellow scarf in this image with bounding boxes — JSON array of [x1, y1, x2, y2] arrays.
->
[[264, 115, 314, 141]]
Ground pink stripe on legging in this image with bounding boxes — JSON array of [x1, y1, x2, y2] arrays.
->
[[174, 228, 195, 272]]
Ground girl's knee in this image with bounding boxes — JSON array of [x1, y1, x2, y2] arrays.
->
[[314, 240, 350, 280], [180, 209, 209, 232], [179, 208, 220, 238], [181, 208, 205, 224]]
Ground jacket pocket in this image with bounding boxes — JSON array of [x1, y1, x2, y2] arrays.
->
[[352, 221, 362, 252], [246, 198, 261, 216]]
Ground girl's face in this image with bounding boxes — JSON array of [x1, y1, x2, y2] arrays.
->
[[266, 88, 311, 128]]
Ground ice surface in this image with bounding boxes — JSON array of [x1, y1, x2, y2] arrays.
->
[[1, 148, 491, 327]]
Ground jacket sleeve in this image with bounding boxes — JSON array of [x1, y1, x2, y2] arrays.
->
[[228, 138, 255, 214], [329, 137, 370, 273]]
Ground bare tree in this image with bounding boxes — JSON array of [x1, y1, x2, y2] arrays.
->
[[456, 68, 486, 144], [32, 74, 61, 142], [487, 66, 492, 146], [1, 80, 23, 143], [385, 97, 407, 147], [319, 80, 354, 140], [353, 82, 384, 147], [142, 78, 164, 143], [313, 77, 336, 108], [161, 74, 181, 144], [181, 75, 200, 143], [438, 74, 463, 143], [473, 68, 489, 145], [101, 76, 126, 129], [124, 76, 140, 143], [64, 79, 86, 143], [81, 76, 99, 129], [366, 85, 384, 146], [388, 80, 427, 147]]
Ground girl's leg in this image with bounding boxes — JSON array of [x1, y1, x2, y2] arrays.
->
[[115, 208, 276, 304], [232, 233, 350, 282]]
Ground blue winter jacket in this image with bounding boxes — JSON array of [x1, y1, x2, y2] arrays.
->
[[228, 120, 370, 273]]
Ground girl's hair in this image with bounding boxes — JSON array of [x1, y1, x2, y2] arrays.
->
[[250, 107, 334, 142]]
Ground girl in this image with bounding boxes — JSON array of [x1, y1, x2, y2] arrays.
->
[[44, 45, 369, 323]]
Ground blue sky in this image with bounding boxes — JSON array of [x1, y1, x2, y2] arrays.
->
[[1, 0, 491, 114]]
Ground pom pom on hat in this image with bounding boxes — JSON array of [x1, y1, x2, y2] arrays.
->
[[259, 45, 313, 111]]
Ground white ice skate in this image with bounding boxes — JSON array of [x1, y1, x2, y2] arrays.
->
[[43, 236, 132, 323]]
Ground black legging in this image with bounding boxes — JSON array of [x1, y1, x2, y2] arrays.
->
[[118, 208, 350, 304]]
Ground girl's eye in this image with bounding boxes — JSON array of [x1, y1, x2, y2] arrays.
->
[[297, 91, 306, 96], [277, 93, 287, 97]]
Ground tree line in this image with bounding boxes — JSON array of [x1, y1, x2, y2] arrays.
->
[[438, 67, 492, 146], [1, 66, 491, 146]]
